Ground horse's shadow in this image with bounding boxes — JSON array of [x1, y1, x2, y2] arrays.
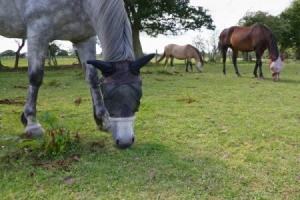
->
[[260, 77, 300, 84], [240, 75, 300, 84], [276, 78, 300, 84], [106, 141, 235, 190]]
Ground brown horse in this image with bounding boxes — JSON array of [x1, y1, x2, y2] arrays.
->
[[218, 23, 284, 81], [156, 44, 204, 72]]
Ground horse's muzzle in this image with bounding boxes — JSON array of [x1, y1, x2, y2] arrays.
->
[[272, 72, 280, 82], [109, 116, 136, 149]]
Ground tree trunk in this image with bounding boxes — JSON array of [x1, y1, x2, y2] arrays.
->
[[295, 46, 300, 60], [0, 59, 3, 68], [75, 49, 82, 65], [132, 28, 144, 59], [14, 39, 25, 68]]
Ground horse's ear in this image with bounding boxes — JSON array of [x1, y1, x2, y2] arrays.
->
[[269, 55, 276, 61], [86, 60, 116, 77], [130, 53, 155, 75], [281, 55, 287, 61]]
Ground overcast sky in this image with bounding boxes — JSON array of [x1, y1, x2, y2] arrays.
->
[[0, 0, 293, 54]]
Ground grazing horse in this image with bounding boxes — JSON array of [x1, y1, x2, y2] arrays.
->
[[156, 44, 204, 72], [0, 0, 154, 148], [218, 23, 284, 81]]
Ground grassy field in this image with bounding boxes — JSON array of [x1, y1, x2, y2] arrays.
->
[[0, 58, 299, 199], [0, 57, 80, 68]]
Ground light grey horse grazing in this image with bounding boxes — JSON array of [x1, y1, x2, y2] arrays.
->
[[0, 0, 154, 148]]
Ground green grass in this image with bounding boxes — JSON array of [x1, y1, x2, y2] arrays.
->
[[0, 58, 299, 199], [0, 56, 80, 68]]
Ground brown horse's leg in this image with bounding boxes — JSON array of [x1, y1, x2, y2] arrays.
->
[[253, 61, 259, 78], [232, 50, 241, 77], [256, 53, 264, 79], [222, 48, 228, 76]]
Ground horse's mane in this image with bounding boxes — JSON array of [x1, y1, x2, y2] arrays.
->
[[190, 45, 204, 64], [87, 1, 134, 62], [255, 24, 279, 58], [267, 30, 279, 58]]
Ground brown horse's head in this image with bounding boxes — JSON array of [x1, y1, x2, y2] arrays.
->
[[269, 55, 284, 82]]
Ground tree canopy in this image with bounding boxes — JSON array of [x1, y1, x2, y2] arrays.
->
[[1, 50, 15, 57], [124, 0, 215, 57], [280, 0, 300, 59], [238, 0, 300, 59]]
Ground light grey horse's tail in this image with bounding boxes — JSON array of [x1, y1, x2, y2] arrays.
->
[[156, 52, 166, 64]]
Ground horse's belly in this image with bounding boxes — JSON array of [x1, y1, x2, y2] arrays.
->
[[0, 1, 26, 38], [25, 1, 95, 41], [172, 50, 186, 60], [53, 22, 95, 42], [231, 43, 253, 52], [230, 33, 253, 52]]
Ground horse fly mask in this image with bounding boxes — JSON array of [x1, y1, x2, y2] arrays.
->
[[87, 54, 155, 148]]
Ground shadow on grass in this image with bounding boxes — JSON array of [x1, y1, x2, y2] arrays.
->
[[76, 141, 241, 197]]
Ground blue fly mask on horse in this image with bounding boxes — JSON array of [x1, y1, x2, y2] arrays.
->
[[87, 54, 155, 148]]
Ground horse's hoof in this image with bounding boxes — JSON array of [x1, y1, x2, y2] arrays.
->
[[100, 116, 112, 132], [25, 122, 45, 136], [260, 76, 265, 80], [21, 112, 28, 126], [100, 125, 111, 132]]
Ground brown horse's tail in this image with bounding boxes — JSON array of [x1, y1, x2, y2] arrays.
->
[[218, 40, 223, 51], [156, 52, 166, 65]]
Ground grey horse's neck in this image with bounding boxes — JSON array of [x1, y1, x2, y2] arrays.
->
[[87, 0, 135, 62]]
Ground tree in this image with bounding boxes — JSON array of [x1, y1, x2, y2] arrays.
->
[[14, 39, 26, 68], [48, 42, 60, 66], [281, 0, 300, 59], [193, 30, 220, 62], [1, 50, 15, 57], [206, 31, 219, 62], [57, 49, 69, 57], [0, 58, 3, 68], [124, 0, 215, 58], [193, 35, 206, 58]]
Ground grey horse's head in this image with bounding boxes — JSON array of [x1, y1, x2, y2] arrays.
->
[[87, 54, 155, 148]]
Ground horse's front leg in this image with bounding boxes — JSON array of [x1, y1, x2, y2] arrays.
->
[[256, 53, 264, 80], [21, 29, 48, 135], [185, 60, 188, 72], [170, 56, 175, 72], [253, 61, 259, 78], [190, 61, 193, 72], [164, 57, 169, 70], [74, 38, 110, 131]]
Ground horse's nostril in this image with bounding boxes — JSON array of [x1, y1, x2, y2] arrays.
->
[[132, 137, 135, 144], [116, 139, 120, 146]]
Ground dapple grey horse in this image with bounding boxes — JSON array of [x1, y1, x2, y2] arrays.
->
[[0, 0, 154, 148]]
